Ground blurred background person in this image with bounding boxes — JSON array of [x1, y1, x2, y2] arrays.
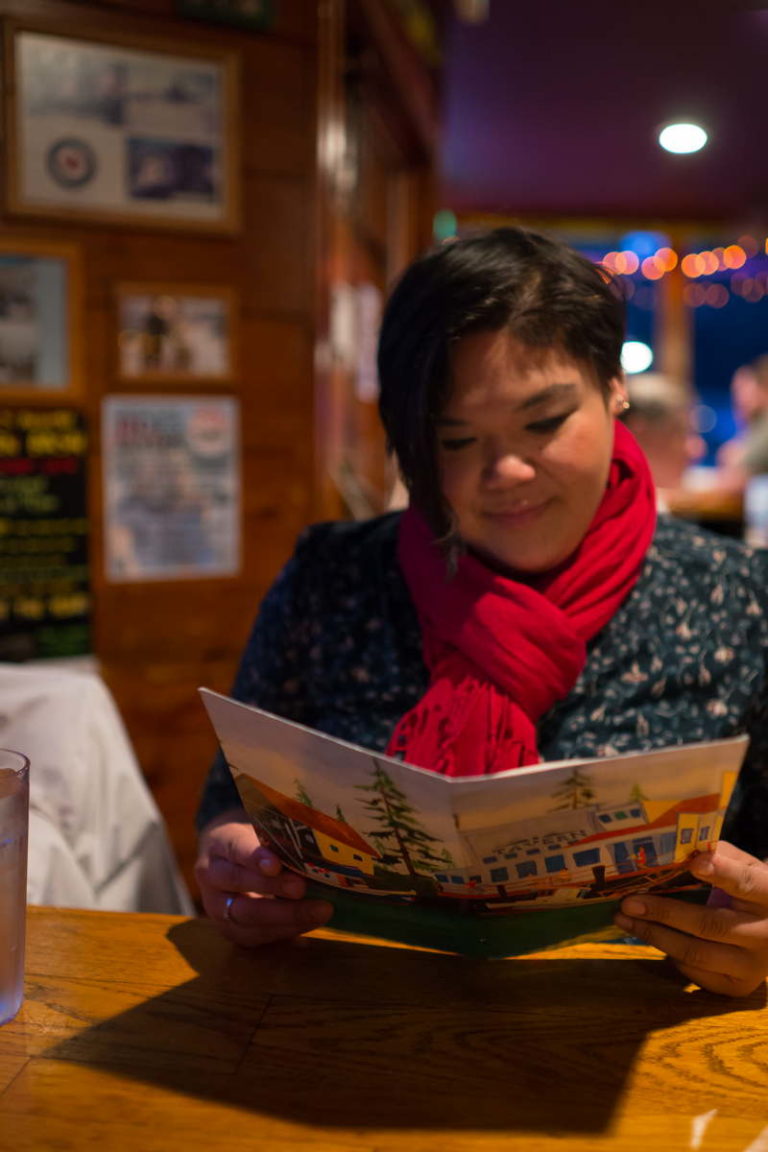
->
[[620, 372, 706, 510], [716, 356, 768, 490]]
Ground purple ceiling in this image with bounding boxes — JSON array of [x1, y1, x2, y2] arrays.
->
[[439, 0, 768, 226]]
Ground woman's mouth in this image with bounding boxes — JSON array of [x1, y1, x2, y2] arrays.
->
[[483, 500, 550, 525]]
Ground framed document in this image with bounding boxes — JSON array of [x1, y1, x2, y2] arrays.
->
[[5, 26, 240, 231], [102, 395, 241, 582]]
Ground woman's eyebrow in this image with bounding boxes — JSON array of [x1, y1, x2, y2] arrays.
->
[[437, 381, 579, 425], [517, 381, 578, 411]]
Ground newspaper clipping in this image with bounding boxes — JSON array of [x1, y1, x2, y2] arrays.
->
[[103, 395, 240, 581]]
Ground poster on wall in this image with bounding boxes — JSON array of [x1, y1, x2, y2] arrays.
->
[[7, 28, 239, 230], [102, 395, 240, 581], [0, 408, 90, 661]]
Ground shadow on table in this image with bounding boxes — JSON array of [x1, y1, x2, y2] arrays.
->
[[43, 917, 766, 1136]]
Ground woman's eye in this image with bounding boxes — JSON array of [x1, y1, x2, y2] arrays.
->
[[440, 436, 476, 451], [526, 412, 571, 434]]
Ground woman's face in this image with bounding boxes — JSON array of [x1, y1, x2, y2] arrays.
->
[[437, 330, 625, 574]]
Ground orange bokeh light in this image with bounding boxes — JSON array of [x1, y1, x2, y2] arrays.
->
[[723, 245, 747, 269], [641, 257, 663, 280], [681, 254, 702, 278], [698, 251, 719, 275], [655, 247, 678, 271]]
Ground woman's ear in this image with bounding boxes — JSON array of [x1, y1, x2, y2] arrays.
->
[[608, 376, 629, 415]]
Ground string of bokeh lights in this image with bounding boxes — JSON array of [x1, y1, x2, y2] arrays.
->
[[601, 236, 768, 308]]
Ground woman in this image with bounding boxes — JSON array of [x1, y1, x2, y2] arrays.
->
[[196, 228, 768, 996]]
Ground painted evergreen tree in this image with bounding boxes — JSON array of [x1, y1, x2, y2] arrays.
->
[[550, 767, 596, 810], [356, 760, 446, 877], [628, 783, 649, 804], [294, 780, 314, 807], [335, 804, 347, 823]]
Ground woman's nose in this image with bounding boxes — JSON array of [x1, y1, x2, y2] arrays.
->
[[483, 450, 536, 485]]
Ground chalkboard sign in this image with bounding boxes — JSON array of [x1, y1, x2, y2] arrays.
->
[[0, 408, 90, 660]]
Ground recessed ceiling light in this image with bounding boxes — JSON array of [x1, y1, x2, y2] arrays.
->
[[658, 123, 708, 155]]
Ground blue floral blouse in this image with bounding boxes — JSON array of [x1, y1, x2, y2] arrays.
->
[[197, 512, 768, 858]]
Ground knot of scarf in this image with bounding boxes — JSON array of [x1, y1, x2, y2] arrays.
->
[[386, 420, 657, 776]]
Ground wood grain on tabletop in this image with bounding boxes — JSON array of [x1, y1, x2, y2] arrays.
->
[[0, 907, 767, 1152]]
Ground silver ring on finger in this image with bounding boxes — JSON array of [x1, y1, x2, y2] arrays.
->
[[223, 893, 238, 924]]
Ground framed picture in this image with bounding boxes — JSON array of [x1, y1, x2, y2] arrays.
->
[[102, 395, 241, 582], [116, 284, 236, 382], [0, 238, 82, 398], [5, 25, 240, 232]]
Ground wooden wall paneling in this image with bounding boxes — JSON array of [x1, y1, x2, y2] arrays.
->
[[240, 175, 316, 315], [0, 0, 324, 898], [239, 36, 316, 175]]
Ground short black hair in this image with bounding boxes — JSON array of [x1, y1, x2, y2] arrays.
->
[[377, 226, 625, 536]]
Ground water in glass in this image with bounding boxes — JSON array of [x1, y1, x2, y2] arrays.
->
[[0, 750, 29, 1025]]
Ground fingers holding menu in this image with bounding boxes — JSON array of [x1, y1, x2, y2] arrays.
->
[[195, 809, 334, 946]]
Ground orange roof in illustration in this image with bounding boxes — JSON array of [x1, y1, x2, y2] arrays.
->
[[247, 776, 380, 857]]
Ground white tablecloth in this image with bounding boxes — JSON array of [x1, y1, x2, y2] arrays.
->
[[0, 663, 193, 915]]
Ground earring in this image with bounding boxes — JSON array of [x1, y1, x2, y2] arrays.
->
[[615, 397, 630, 414]]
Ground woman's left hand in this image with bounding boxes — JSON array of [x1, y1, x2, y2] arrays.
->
[[614, 840, 768, 997]]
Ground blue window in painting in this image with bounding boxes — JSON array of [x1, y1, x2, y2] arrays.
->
[[545, 854, 566, 873], [490, 866, 509, 883], [574, 848, 600, 867], [516, 860, 537, 878], [680, 829, 693, 844]]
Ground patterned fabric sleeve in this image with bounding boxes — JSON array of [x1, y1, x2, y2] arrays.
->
[[722, 546, 768, 859], [195, 530, 316, 831]]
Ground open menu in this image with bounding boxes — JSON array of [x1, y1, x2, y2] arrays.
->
[[200, 688, 747, 957]]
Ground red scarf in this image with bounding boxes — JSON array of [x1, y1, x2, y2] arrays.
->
[[386, 421, 656, 776]]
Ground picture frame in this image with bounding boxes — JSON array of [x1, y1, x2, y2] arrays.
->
[[0, 237, 83, 399], [5, 24, 240, 232], [115, 283, 237, 383]]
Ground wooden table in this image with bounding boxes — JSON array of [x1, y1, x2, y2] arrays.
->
[[2, 908, 768, 1152]]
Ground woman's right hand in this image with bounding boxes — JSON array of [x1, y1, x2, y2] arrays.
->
[[195, 809, 334, 946]]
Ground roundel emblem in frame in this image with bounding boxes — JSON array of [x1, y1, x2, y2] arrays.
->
[[46, 138, 98, 189]]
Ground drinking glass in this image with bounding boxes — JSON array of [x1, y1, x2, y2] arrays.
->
[[0, 749, 29, 1025]]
